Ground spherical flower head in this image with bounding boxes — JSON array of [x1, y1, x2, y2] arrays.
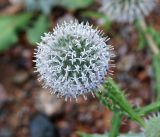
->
[[34, 20, 113, 100], [143, 113, 160, 137], [100, 0, 155, 23]]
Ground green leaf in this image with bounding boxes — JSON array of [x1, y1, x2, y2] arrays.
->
[[0, 13, 33, 52], [82, 11, 105, 19], [0, 16, 14, 28], [138, 30, 147, 50], [153, 54, 160, 100], [0, 28, 17, 52], [14, 13, 33, 29], [26, 15, 50, 44], [136, 101, 160, 116], [109, 112, 122, 137], [79, 132, 108, 137], [97, 78, 145, 127], [135, 21, 160, 50], [134, 21, 147, 49], [147, 27, 160, 48], [78, 132, 144, 137], [59, 0, 94, 10]]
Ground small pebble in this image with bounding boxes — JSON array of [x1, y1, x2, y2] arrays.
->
[[29, 114, 58, 137], [35, 89, 64, 116], [13, 71, 30, 85], [0, 128, 12, 137]]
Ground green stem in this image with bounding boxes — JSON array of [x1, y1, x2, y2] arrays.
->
[[139, 19, 159, 55], [109, 112, 122, 137], [136, 101, 160, 116], [153, 54, 160, 101], [97, 78, 145, 127]]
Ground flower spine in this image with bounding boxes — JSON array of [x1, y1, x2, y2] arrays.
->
[[143, 113, 160, 137], [100, 0, 155, 23], [34, 20, 114, 101]]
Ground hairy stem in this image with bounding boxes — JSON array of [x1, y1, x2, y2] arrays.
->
[[109, 112, 122, 137], [153, 54, 160, 101], [97, 78, 145, 127], [136, 101, 160, 116]]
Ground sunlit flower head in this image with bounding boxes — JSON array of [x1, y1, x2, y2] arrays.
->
[[100, 0, 155, 23], [143, 113, 160, 137], [34, 20, 114, 100]]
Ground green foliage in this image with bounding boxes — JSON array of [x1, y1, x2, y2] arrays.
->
[[138, 29, 147, 49], [147, 27, 160, 48], [97, 78, 144, 126], [135, 21, 160, 50], [79, 132, 109, 137], [27, 15, 50, 44], [134, 21, 147, 49], [79, 132, 144, 137], [59, 0, 94, 10], [136, 101, 160, 116], [0, 16, 17, 52], [109, 112, 122, 137], [0, 13, 33, 52], [24, 0, 94, 14], [153, 54, 160, 100], [82, 11, 112, 31]]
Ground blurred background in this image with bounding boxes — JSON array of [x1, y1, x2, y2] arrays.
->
[[0, 0, 160, 137]]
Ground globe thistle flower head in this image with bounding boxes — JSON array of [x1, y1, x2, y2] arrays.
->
[[143, 113, 160, 137], [34, 20, 114, 101], [100, 0, 155, 23]]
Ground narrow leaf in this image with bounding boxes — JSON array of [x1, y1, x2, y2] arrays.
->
[[0, 13, 33, 52], [27, 15, 50, 44], [59, 0, 94, 10]]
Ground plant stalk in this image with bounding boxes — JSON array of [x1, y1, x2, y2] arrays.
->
[[153, 54, 160, 101], [97, 78, 145, 127], [136, 101, 160, 116], [139, 19, 159, 55], [109, 112, 122, 137]]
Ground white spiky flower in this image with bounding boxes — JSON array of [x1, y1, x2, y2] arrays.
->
[[143, 113, 160, 137], [34, 20, 114, 100], [100, 0, 155, 23]]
